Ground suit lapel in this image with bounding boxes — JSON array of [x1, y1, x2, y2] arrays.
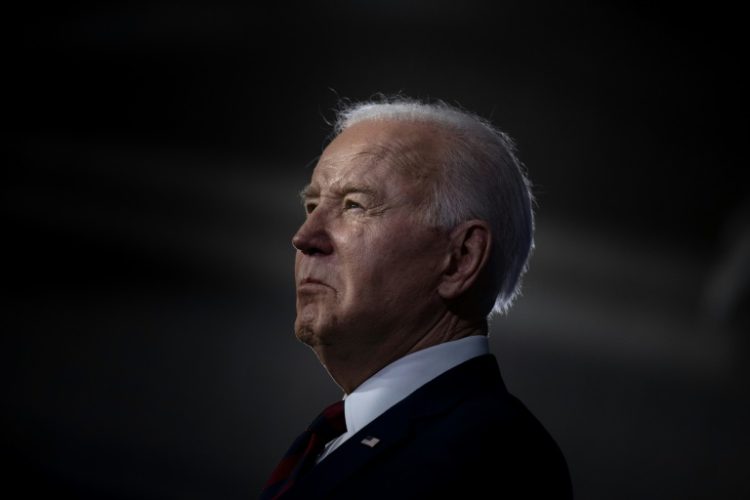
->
[[286, 404, 411, 499], [283, 354, 505, 499]]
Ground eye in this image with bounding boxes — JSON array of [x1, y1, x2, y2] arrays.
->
[[305, 202, 317, 214], [344, 199, 364, 210]]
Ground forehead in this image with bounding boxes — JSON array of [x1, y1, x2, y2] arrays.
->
[[307, 119, 443, 194]]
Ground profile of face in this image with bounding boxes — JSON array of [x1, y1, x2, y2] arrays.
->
[[293, 120, 450, 358]]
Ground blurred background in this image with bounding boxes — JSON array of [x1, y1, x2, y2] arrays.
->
[[7, 1, 749, 499]]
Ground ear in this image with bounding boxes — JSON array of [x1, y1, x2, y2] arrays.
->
[[437, 220, 492, 300]]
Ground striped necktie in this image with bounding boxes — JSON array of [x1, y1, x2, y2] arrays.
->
[[260, 401, 347, 499]]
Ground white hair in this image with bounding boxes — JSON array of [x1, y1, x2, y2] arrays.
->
[[333, 97, 535, 316]]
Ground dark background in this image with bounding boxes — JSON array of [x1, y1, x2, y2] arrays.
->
[[7, 1, 749, 499]]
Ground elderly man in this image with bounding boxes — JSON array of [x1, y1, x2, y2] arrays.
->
[[260, 98, 572, 499]]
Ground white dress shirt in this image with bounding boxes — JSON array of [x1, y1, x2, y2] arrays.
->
[[317, 335, 490, 463]]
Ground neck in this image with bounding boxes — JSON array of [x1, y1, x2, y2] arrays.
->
[[314, 312, 488, 394]]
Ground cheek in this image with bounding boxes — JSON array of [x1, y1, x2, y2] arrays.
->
[[336, 221, 440, 300], [341, 246, 416, 300], [383, 239, 444, 293]]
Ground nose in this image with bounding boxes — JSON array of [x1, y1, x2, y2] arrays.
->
[[292, 209, 334, 256]]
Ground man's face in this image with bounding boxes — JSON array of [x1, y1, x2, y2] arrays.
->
[[293, 120, 448, 355]]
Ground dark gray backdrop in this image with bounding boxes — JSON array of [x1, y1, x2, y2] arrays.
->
[[7, 2, 748, 499]]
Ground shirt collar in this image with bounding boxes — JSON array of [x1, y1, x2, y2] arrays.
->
[[342, 335, 489, 437]]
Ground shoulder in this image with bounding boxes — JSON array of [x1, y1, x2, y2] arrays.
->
[[355, 357, 573, 498], [421, 384, 571, 485], [332, 386, 573, 499]]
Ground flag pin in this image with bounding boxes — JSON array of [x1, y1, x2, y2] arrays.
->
[[361, 436, 380, 448]]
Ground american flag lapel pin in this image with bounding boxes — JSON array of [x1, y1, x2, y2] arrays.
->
[[360, 436, 380, 448]]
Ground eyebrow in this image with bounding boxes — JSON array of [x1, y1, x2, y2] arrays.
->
[[299, 183, 379, 204], [299, 184, 317, 201]]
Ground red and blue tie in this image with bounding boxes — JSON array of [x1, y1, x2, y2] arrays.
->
[[260, 401, 347, 499]]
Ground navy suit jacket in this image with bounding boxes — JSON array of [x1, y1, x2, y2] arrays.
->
[[278, 354, 573, 499]]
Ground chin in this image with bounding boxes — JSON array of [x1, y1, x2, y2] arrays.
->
[[294, 316, 326, 346], [295, 315, 338, 349], [294, 324, 317, 346]]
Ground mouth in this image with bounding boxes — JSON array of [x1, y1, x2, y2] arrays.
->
[[298, 277, 331, 290]]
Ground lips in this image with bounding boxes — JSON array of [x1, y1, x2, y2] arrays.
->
[[298, 277, 332, 291], [300, 277, 325, 286]]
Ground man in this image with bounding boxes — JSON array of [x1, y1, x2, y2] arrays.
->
[[261, 98, 572, 499]]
